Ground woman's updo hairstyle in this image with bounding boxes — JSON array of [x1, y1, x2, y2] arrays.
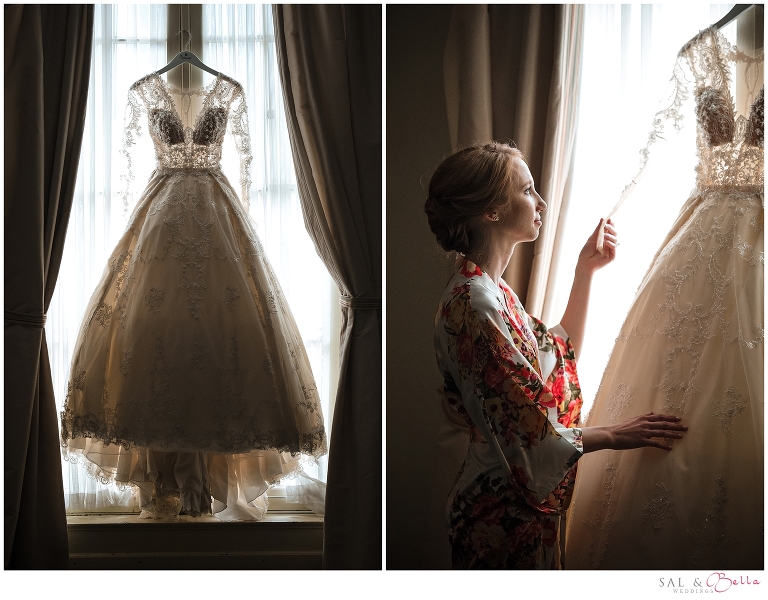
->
[[424, 141, 524, 255]]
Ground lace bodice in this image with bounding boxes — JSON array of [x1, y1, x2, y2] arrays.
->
[[121, 72, 252, 208], [682, 28, 764, 188], [610, 26, 763, 218]]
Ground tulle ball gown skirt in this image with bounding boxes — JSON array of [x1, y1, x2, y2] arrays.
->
[[565, 186, 763, 569], [61, 168, 327, 519]]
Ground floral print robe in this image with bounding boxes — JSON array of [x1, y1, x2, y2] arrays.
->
[[434, 260, 583, 569]]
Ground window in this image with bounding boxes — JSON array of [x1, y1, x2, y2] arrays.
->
[[47, 3, 336, 513]]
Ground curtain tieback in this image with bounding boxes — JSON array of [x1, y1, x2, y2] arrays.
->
[[5, 310, 47, 327], [339, 295, 381, 310]]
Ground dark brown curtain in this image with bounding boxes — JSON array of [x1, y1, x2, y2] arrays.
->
[[443, 4, 584, 311], [273, 4, 382, 569], [4, 4, 94, 569]]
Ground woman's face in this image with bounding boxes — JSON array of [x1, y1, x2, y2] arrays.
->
[[496, 157, 547, 243]]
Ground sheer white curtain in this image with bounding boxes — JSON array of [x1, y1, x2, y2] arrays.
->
[[543, 4, 735, 416], [47, 4, 167, 510], [48, 3, 332, 511], [201, 4, 334, 487]]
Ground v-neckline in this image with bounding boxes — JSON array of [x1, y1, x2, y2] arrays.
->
[[152, 72, 222, 128], [705, 26, 764, 121]]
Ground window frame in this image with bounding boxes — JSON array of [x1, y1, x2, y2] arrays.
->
[[61, 2, 336, 519]]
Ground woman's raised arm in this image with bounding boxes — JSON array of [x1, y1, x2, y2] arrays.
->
[[558, 218, 618, 358]]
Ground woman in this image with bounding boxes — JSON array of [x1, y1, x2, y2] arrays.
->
[[426, 142, 688, 569]]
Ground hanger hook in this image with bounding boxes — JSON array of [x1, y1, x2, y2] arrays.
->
[[177, 28, 192, 52]]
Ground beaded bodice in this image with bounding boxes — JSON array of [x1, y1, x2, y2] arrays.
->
[[121, 72, 252, 207], [630, 27, 763, 195], [684, 28, 763, 189]]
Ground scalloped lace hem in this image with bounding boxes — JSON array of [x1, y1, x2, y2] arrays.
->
[[62, 441, 322, 520], [60, 410, 328, 460]]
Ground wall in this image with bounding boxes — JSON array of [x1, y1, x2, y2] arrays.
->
[[386, 5, 458, 569]]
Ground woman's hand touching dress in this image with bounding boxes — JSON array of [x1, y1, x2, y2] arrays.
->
[[582, 412, 688, 453]]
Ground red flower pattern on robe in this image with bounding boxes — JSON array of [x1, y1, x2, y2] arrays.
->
[[437, 260, 583, 569]]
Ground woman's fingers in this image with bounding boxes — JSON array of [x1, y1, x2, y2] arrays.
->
[[652, 430, 685, 438], [643, 412, 687, 433], [646, 440, 673, 451], [588, 219, 604, 244], [654, 422, 687, 431], [611, 411, 687, 450], [593, 218, 604, 235], [583, 218, 618, 266], [647, 419, 687, 429], [645, 412, 680, 421]]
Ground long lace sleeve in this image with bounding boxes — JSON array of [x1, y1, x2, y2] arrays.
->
[[119, 85, 145, 214], [596, 47, 694, 251], [228, 84, 253, 209], [598, 25, 763, 250]]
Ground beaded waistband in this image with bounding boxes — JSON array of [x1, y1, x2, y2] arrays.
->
[[153, 166, 223, 176]]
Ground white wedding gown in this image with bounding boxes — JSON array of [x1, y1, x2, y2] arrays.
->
[[60, 72, 327, 520], [566, 26, 763, 569]]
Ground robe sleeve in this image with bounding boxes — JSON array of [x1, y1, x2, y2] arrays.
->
[[446, 289, 583, 512], [529, 317, 584, 430]]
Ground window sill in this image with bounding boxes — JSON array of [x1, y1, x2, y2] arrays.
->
[[67, 512, 323, 569]]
